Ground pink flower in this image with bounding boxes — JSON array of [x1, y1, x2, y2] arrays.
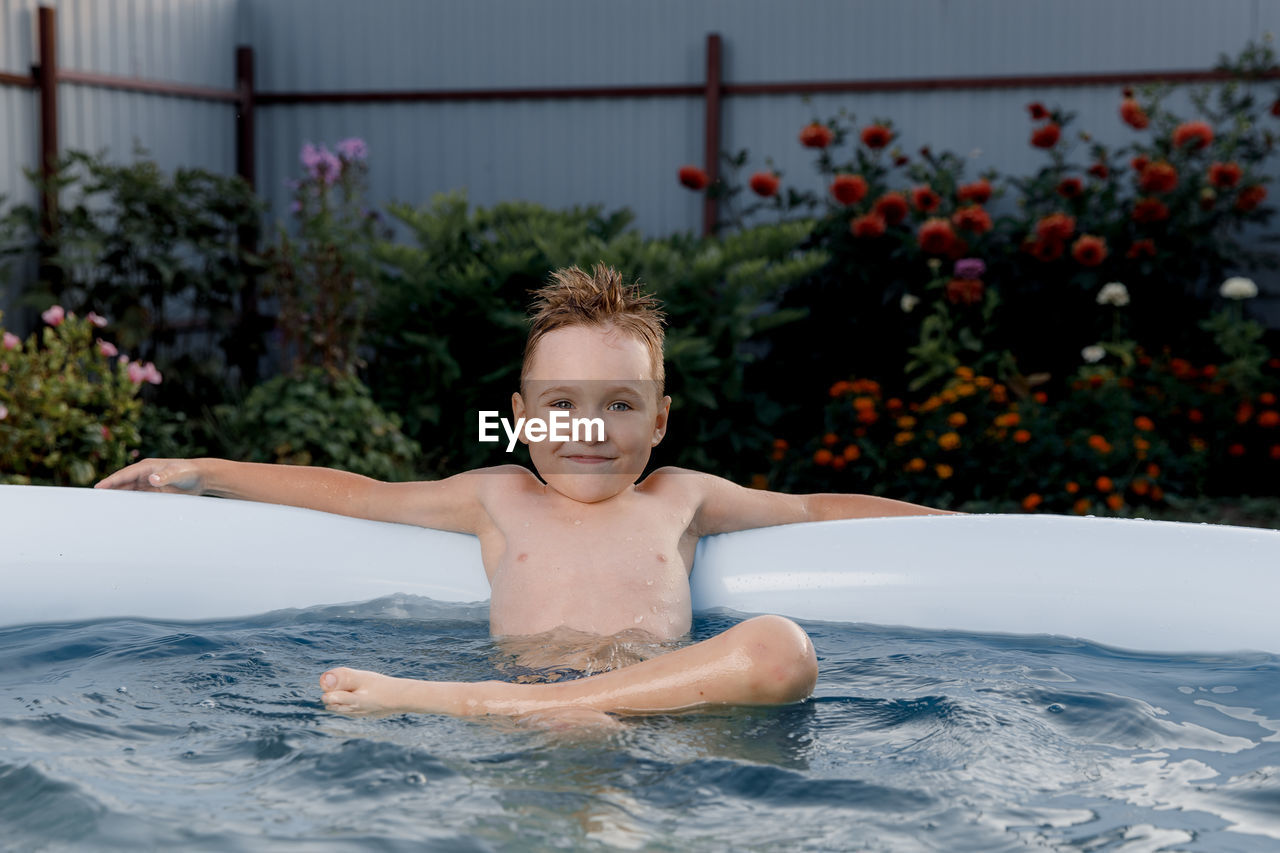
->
[[0, 404, 7, 420], [97, 339, 118, 358], [2, 332, 18, 350], [41, 305, 65, 327], [336, 138, 368, 161], [87, 311, 108, 328], [142, 362, 163, 385], [127, 362, 146, 384], [127, 361, 162, 385]]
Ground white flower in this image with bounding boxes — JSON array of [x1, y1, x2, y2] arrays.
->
[[1081, 345, 1106, 364], [1096, 282, 1130, 307], [1220, 276, 1258, 300], [900, 294, 921, 313]]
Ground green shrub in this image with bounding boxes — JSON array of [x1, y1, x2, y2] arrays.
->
[[214, 366, 420, 481], [0, 306, 151, 485]]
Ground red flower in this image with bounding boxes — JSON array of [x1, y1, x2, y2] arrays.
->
[[911, 185, 941, 213], [1120, 98, 1149, 130], [1131, 155, 1150, 174], [917, 218, 956, 254], [850, 212, 887, 239], [874, 192, 910, 225], [800, 123, 835, 149], [957, 179, 992, 204], [1208, 161, 1242, 189], [1132, 197, 1170, 223], [951, 205, 992, 234], [678, 165, 709, 191], [1088, 162, 1110, 180], [945, 277, 985, 305], [1228, 443, 1246, 458], [1172, 120, 1213, 150], [829, 174, 868, 205], [1031, 123, 1061, 148], [1272, 99, 1280, 118], [1127, 239, 1157, 259], [1138, 161, 1178, 194], [1056, 177, 1084, 198], [1027, 102, 1050, 120], [861, 124, 894, 149], [749, 172, 780, 197], [1035, 212, 1076, 243], [893, 154, 910, 167], [1236, 185, 1267, 212], [1071, 234, 1108, 266], [1028, 239, 1065, 262]]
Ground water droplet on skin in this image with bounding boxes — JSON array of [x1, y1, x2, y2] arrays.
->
[[634, 615, 644, 623], [645, 579, 653, 586], [574, 519, 582, 526]]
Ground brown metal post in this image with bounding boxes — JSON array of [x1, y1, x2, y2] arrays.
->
[[702, 33, 722, 237], [234, 45, 261, 385], [36, 6, 59, 247]]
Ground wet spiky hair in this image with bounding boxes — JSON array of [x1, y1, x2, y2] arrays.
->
[[522, 264, 666, 390]]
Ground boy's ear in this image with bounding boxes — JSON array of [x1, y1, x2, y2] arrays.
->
[[651, 395, 672, 446], [511, 392, 529, 445]]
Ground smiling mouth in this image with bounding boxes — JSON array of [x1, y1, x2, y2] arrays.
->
[[563, 454, 614, 464]]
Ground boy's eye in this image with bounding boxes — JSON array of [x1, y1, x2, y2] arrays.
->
[[550, 400, 573, 409], [607, 401, 632, 412]]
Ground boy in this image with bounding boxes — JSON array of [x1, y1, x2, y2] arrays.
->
[[97, 265, 952, 724]]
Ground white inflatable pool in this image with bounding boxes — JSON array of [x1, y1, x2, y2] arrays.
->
[[3, 485, 1278, 653]]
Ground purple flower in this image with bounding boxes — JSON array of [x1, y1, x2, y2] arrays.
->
[[953, 258, 986, 280], [314, 149, 342, 186], [300, 143, 324, 171], [336, 137, 368, 161]]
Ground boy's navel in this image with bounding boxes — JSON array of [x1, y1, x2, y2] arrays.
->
[[517, 553, 528, 562]]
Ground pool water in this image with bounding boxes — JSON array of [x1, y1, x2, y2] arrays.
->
[[2, 596, 1278, 851]]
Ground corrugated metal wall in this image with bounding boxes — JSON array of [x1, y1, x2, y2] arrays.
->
[[2, 0, 1279, 304]]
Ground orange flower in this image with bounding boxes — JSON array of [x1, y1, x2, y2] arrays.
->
[[1146, 463, 1161, 479], [1105, 494, 1125, 511], [1138, 161, 1178, 193], [1172, 120, 1213, 150], [1187, 409, 1204, 424], [772, 438, 789, 451], [911, 185, 942, 213], [894, 431, 915, 446], [951, 205, 993, 234], [1130, 478, 1151, 496], [1150, 486, 1165, 502], [906, 457, 927, 473], [1258, 411, 1280, 428], [1071, 234, 1108, 266], [1033, 391, 1049, 404], [1237, 402, 1255, 424], [1065, 481, 1080, 494], [749, 172, 780, 197], [750, 474, 769, 489], [1236, 185, 1267, 212], [1088, 434, 1113, 454], [994, 412, 1021, 428], [1229, 443, 1246, 457], [1013, 429, 1031, 444], [917, 219, 956, 254], [1133, 438, 1151, 452], [843, 444, 861, 462], [874, 193, 910, 225], [1260, 392, 1277, 406], [991, 385, 1008, 404], [822, 432, 839, 446], [1208, 161, 1242, 189], [1035, 212, 1076, 243], [1095, 476, 1114, 493], [1132, 197, 1170, 223], [853, 396, 877, 411], [897, 415, 917, 429], [957, 179, 992, 204], [938, 432, 961, 451], [947, 412, 968, 428], [1072, 498, 1091, 515], [1134, 416, 1155, 431], [851, 212, 887, 239], [935, 463, 954, 479], [1021, 493, 1043, 511], [814, 448, 834, 465], [861, 124, 894, 149], [1120, 97, 1149, 129], [678, 165, 710, 190], [830, 174, 869, 205], [1031, 122, 1061, 148], [1271, 445, 1280, 461], [831, 456, 847, 471], [800, 122, 834, 149]]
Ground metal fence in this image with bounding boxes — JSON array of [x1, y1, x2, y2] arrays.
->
[[3, 0, 1280, 320]]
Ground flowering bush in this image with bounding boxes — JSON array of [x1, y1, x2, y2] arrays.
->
[[0, 306, 157, 485], [269, 138, 388, 377]]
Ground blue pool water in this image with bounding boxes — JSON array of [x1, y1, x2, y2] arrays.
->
[[1, 596, 1278, 851]]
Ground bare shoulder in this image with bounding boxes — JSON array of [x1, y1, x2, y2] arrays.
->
[[636, 466, 720, 499]]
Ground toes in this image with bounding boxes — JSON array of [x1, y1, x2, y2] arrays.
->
[[320, 667, 362, 692]]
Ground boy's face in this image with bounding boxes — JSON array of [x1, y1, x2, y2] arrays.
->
[[513, 324, 670, 504]]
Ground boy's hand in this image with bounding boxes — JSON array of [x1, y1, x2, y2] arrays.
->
[[95, 458, 206, 494]]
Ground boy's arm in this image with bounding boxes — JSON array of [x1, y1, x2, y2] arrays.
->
[[678, 469, 957, 538], [95, 457, 489, 535]]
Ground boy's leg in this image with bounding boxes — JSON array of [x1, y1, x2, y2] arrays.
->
[[319, 614, 818, 717]]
